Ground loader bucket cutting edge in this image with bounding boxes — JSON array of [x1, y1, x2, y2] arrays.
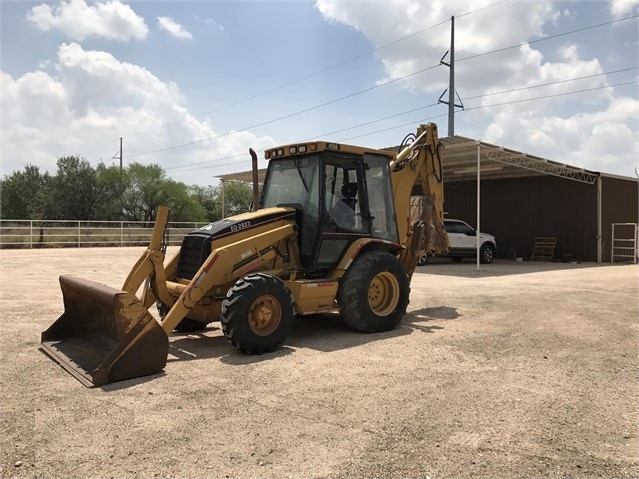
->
[[41, 274, 169, 387]]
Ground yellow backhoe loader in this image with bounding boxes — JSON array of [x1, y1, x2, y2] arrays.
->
[[41, 123, 449, 386]]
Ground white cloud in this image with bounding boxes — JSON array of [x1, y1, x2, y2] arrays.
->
[[27, 0, 148, 42], [38, 59, 53, 70], [204, 18, 224, 31], [314, 0, 638, 177], [0, 43, 276, 184], [318, 0, 561, 94], [157, 16, 193, 40], [609, 0, 639, 18], [481, 96, 639, 174]]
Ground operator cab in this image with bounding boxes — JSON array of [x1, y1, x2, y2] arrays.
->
[[261, 142, 399, 271]]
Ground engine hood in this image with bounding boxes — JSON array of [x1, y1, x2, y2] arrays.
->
[[191, 207, 297, 239]]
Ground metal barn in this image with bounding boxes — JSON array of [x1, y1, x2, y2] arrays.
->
[[437, 137, 638, 262]]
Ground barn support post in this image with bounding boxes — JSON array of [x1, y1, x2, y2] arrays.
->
[[597, 175, 602, 263], [476, 140, 481, 271]]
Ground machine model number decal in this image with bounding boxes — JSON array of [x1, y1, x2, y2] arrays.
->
[[230, 221, 251, 232]]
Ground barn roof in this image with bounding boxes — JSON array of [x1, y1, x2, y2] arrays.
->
[[219, 136, 612, 186]]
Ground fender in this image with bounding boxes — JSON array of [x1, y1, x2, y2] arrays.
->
[[333, 237, 404, 274]]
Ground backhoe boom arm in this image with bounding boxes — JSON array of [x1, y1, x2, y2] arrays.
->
[[391, 123, 449, 277]]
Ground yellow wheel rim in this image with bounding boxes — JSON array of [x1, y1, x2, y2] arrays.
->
[[248, 294, 282, 336], [368, 272, 400, 316]]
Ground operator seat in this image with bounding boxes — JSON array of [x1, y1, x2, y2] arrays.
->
[[329, 183, 358, 230], [341, 183, 358, 210]]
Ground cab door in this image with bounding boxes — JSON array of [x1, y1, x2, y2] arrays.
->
[[314, 155, 369, 269]]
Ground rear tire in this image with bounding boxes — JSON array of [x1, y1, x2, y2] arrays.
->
[[221, 273, 295, 354], [337, 250, 409, 332]]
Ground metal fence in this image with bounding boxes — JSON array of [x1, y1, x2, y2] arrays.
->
[[611, 222, 639, 264], [0, 219, 203, 249]]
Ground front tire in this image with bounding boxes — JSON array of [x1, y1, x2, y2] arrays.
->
[[337, 250, 410, 332], [221, 273, 295, 354], [480, 243, 495, 264]]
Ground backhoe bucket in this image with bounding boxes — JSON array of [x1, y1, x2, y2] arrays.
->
[[41, 274, 169, 387]]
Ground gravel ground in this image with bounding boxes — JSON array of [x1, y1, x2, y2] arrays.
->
[[0, 247, 637, 479]]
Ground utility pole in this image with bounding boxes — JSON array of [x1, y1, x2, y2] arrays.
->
[[447, 16, 455, 136], [113, 137, 123, 170], [438, 16, 464, 137]]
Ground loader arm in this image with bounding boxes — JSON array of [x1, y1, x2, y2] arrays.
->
[[120, 205, 173, 307], [390, 123, 449, 277], [159, 224, 297, 332]]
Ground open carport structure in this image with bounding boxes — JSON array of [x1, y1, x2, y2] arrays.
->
[[436, 136, 638, 262], [221, 135, 639, 263]]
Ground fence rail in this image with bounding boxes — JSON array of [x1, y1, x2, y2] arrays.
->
[[0, 219, 202, 249]]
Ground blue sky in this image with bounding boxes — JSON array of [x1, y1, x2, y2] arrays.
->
[[1, 0, 638, 186]]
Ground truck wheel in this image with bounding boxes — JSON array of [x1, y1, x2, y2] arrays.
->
[[337, 250, 410, 332], [480, 243, 495, 264], [221, 273, 295, 354], [157, 302, 207, 332]]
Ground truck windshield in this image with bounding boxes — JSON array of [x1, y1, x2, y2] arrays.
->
[[262, 155, 321, 261], [261, 155, 319, 210]]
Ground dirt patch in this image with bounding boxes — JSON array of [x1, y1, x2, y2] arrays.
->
[[1, 248, 637, 478]]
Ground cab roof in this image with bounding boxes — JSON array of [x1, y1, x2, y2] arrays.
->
[[264, 141, 396, 161]]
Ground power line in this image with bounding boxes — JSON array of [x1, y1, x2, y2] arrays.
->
[[151, 66, 639, 172], [300, 103, 441, 142], [461, 80, 638, 112], [126, 13, 638, 161], [162, 102, 442, 172], [125, 63, 442, 159], [334, 81, 638, 144], [161, 76, 638, 175], [164, 152, 245, 171], [462, 66, 638, 100], [163, 73, 634, 176], [122, 1, 507, 141], [457, 13, 639, 63]]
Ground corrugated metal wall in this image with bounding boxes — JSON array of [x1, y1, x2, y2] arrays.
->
[[444, 176, 599, 261], [601, 176, 639, 262]]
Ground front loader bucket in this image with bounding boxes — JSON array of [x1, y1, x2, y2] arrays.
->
[[41, 274, 169, 387]]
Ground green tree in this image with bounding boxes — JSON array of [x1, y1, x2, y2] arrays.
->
[[181, 181, 252, 222], [45, 156, 99, 220], [0, 165, 50, 219], [120, 163, 207, 223], [121, 163, 167, 223], [1, 159, 255, 224], [162, 179, 207, 222], [188, 185, 218, 220], [93, 163, 127, 220], [219, 180, 254, 218]]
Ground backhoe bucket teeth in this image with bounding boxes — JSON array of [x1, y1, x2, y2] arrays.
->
[[41, 274, 168, 387]]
